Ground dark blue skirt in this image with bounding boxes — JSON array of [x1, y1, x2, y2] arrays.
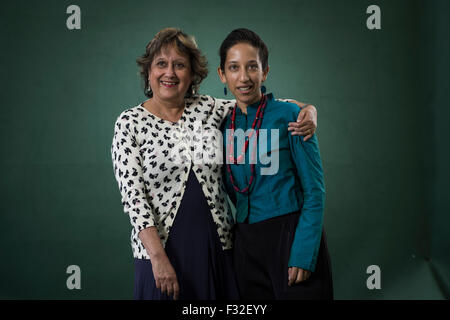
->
[[134, 169, 239, 300]]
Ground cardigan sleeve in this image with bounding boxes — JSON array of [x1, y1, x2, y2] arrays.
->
[[111, 112, 156, 236], [222, 162, 237, 207], [213, 98, 235, 121]]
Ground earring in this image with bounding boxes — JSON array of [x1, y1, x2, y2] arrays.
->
[[187, 84, 196, 97], [146, 78, 152, 95], [261, 85, 266, 94], [224, 86, 227, 95]]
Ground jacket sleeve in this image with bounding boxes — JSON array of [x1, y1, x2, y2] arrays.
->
[[288, 132, 326, 272], [111, 113, 156, 236]]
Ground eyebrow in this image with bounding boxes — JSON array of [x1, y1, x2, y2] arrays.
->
[[227, 60, 259, 64], [154, 57, 188, 63]]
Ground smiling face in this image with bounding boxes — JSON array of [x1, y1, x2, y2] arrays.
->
[[148, 44, 193, 105], [218, 42, 269, 110]]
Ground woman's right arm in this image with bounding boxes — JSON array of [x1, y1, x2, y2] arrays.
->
[[111, 113, 156, 233], [111, 113, 179, 299], [139, 227, 180, 300]]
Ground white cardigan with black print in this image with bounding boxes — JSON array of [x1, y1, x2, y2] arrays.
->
[[111, 95, 235, 259]]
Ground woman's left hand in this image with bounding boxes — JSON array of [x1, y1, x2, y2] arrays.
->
[[288, 266, 312, 286], [288, 103, 317, 141]]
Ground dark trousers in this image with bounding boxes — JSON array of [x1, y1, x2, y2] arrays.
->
[[233, 212, 333, 300]]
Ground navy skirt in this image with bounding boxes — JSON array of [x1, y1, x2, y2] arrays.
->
[[134, 169, 239, 300]]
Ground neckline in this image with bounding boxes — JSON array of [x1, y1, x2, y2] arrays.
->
[[247, 93, 274, 108], [140, 100, 187, 125], [234, 93, 274, 116]]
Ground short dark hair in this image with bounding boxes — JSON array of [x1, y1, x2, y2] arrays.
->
[[136, 28, 208, 98], [219, 28, 269, 71]]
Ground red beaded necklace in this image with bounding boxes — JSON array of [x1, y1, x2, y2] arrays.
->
[[226, 94, 268, 194]]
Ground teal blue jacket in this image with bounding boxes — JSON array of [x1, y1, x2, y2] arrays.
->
[[221, 94, 325, 271]]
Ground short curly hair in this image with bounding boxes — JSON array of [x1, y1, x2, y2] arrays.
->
[[136, 28, 208, 98]]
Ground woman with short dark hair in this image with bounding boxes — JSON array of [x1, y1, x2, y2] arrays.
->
[[218, 28, 333, 300]]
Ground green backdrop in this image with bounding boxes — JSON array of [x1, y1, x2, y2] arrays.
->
[[0, 0, 448, 299]]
